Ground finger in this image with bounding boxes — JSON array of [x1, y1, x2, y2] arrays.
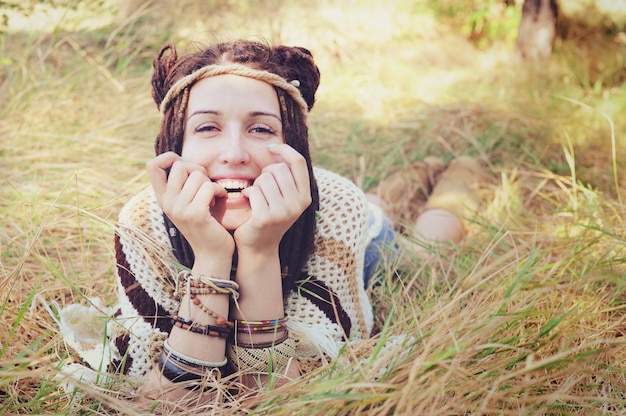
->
[[268, 144, 311, 195], [176, 170, 212, 206], [147, 152, 181, 202], [246, 167, 306, 225], [261, 163, 299, 200], [185, 174, 228, 206], [189, 180, 227, 214], [166, 159, 208, 192], [243, 184, 270, 220], [252, 170, 285, 206], [262, 161, 312, 210]]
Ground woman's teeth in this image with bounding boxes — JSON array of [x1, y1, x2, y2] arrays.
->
[[217, 179, 249, 198]]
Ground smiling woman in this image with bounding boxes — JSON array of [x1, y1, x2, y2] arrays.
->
[[55, 38, 486, 408]]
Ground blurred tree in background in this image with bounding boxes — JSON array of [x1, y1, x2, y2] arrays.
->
[[515, 0, 558, 61]]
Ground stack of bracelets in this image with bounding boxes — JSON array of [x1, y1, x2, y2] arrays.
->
[[158, 271, 295, 386]]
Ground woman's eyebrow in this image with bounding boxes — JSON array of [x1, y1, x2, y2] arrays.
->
[[250, 111, 281, 122], [187, 109, 219, 121]]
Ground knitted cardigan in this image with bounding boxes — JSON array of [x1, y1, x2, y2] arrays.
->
[[103, 166, 374, 390]]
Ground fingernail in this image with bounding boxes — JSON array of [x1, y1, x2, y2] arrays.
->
[[180, 156, 189, 162], [268, 143, 278, 149]]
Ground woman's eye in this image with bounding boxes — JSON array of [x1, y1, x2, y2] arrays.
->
[[196, 124, 218, 133], [250, 125, 277, 135]]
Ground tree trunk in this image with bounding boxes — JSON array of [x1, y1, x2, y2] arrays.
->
[[515, 0, 558, 61]]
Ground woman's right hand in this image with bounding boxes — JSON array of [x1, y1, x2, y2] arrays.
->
[[147, 152, 235, 269]]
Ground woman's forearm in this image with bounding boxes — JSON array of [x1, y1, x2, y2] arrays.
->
[[139, 257, 232, 397], [231, 245, 300, 388], [232, 245, 284, 322]]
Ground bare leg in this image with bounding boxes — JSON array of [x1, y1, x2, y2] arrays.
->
[[413, 208, 464, 244]]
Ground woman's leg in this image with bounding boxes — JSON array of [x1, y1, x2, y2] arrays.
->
[[366, 155, 487, 253], [413, 208, 464, 244], [412, 156, 487, 244]]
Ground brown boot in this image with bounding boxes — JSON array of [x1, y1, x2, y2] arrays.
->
[[371, 156, 446, 233]]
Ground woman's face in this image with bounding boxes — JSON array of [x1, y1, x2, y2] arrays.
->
[[181, 74, 285, 230]]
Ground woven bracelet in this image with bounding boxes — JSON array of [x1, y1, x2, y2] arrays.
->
[[235, 317, 288, 334], [227, 335, 296, 373], [172, 316, 233, 339]]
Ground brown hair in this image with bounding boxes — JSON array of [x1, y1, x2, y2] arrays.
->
[[150, 40, 320, 292]]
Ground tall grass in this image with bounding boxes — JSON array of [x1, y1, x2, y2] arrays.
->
[[1, 0, 625, 414]]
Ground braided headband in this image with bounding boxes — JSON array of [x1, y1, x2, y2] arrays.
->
[[159, 63, 309, 120]]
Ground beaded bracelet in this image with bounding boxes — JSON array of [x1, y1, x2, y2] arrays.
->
[[172, 315, 233, 339], [235, 317, 288, 334], [227, 335, 296, 373], [190, 294, 233, 328], [176, 271, 219, 296], [163, 339, 228, 370], [183, 286, 220, 296]]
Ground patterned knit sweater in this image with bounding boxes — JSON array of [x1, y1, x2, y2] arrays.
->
[[104, 167, 374, 390]]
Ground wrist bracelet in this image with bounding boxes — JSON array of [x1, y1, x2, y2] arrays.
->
[[157, 351, 204, 384], [227, 335, 296, 373], [163, 339, 228, 369], [189, 294, 233, 328], [235, 317, 288, 334], [176, 271, 240, 300], [235, 329, 290, 349], [172, 315, 233, 339]]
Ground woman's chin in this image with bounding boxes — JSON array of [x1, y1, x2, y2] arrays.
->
[[219, 212, 251, 231], [211, 199, 251, 231]]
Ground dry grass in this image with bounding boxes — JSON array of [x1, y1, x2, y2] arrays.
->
[[1, 0, 625, 414]]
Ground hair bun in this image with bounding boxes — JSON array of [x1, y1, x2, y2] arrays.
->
[[273, 46, 320, 111]]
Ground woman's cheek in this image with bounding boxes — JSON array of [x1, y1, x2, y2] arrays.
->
[[181, 140, 212, 164]]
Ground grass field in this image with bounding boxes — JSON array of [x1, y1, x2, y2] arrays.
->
[[1, 0, 626, 414]]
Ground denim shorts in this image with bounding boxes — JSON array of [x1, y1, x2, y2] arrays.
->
[[363, 203, 399, 288]]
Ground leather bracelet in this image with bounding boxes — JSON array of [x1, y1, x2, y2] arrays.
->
[[177, 271, 240, 300], [157, 351, 204, 384], [171, 315, 233, 338]]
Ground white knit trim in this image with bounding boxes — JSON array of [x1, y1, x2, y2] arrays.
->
[[284, 290, 344, 362]]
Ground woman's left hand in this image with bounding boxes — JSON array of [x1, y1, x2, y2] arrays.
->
[[234, 144, 312, 253]]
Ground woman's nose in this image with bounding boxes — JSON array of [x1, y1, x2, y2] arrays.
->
[[219, 130, 250, 165]]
